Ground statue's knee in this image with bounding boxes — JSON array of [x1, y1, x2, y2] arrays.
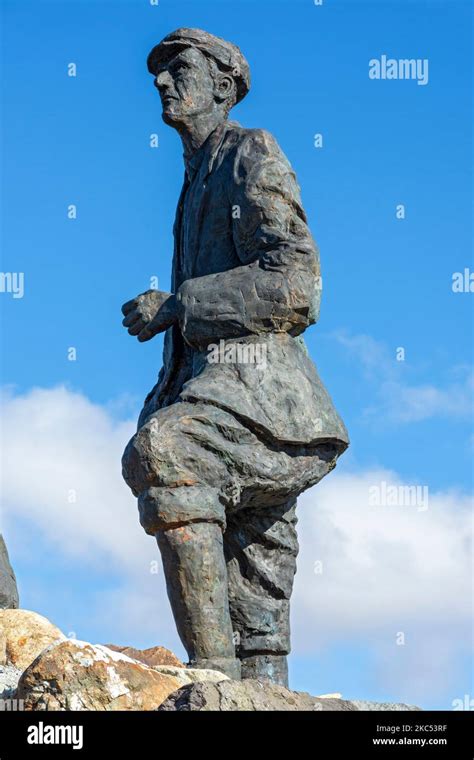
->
[[122, 418, 176, 495], [122, 429, 152, 496], [122, 411, 207, 496], [138, 485, 226, 536]]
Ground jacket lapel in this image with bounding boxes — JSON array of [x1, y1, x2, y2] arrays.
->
[[171, 173, 190, 292], [184, 121, 237, 278]]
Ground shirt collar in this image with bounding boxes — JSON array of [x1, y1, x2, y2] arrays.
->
[[184, 120, 239, 182]]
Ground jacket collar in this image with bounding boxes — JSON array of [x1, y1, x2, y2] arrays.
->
[[185, 120, 240, 182]]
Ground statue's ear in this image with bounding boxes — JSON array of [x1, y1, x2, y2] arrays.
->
[[215, 73, 236, 104]]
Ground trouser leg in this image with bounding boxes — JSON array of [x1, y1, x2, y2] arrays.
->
[[156, 520, 241, 679], [224, 499, 299, 688], [238, 653, 289, 687], [133, 485, 241, 680], [122, 401, 343, 686]]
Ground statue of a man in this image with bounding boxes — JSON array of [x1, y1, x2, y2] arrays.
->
[[121, 28, 348, 687]]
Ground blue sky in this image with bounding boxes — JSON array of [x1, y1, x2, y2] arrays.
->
[[1, 0, 472, 710]]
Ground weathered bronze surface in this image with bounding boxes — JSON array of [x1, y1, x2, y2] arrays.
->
[[121, 28, 348, 686]]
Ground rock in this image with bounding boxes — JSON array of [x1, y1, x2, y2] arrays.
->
[[0, 664, 22, 701], [105, 644, 183, 668], [351, 700, 421, 711], [157, 679, 358, 711], [0, 535, 19, 610], [157, 679, 422, 712], [17, 639, 182, 711], [0, 609, 65, 671], [153, 665, 229, 687]]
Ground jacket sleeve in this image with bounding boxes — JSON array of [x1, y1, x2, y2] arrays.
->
[[176, 129, 321, 350]]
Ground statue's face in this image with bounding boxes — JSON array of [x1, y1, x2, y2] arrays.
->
[[154, 47, 216, 126]]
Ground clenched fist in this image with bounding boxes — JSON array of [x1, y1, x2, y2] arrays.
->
[[122, 289, 177, 342]]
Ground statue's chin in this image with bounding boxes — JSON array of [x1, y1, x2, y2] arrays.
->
[[162, 109, 182, 127]]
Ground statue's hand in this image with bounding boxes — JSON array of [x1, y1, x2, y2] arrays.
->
[[122, 290, 177, 342]]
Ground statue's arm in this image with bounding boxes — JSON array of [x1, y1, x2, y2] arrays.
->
[[176, 129, 321, 350], [122, 289, 177, 342]]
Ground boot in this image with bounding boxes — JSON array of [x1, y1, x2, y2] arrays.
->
[[156, 521, 241, 679], [188, 656, 241, 680], [240, 653, 289, 687]]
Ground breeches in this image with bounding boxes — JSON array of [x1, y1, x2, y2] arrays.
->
[[122, 400, 339, 654]]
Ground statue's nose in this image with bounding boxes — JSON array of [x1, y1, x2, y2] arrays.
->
[[155, 70, 172, 90]]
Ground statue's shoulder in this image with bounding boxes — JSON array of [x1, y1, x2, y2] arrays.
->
[[225, 122, 283, 155], [223, 123, 289, 173]]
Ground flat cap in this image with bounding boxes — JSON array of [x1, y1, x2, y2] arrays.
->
[[147, 27, 250, 104]]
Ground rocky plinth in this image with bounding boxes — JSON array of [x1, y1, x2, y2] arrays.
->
[[0, 664, 22, 701], [0, 609, 421, 711], [16, 640, 182, 711], [104, 643, 183, 668], [157, 679, 421, 712], [0, 609, 65, 671], [0, 535, 19, 610]]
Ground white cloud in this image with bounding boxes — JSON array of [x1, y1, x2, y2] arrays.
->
[[293, 469, 472, 702], [0, 386, 471, 703], [0, 385, 181, 652], [0, 385, 144, 570], [334, 331, 473, 424]]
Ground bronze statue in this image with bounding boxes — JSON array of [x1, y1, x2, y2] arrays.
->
[[121, 28, 348, 687]]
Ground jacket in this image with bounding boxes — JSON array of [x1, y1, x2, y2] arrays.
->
[[139, 120, 349, 449]]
